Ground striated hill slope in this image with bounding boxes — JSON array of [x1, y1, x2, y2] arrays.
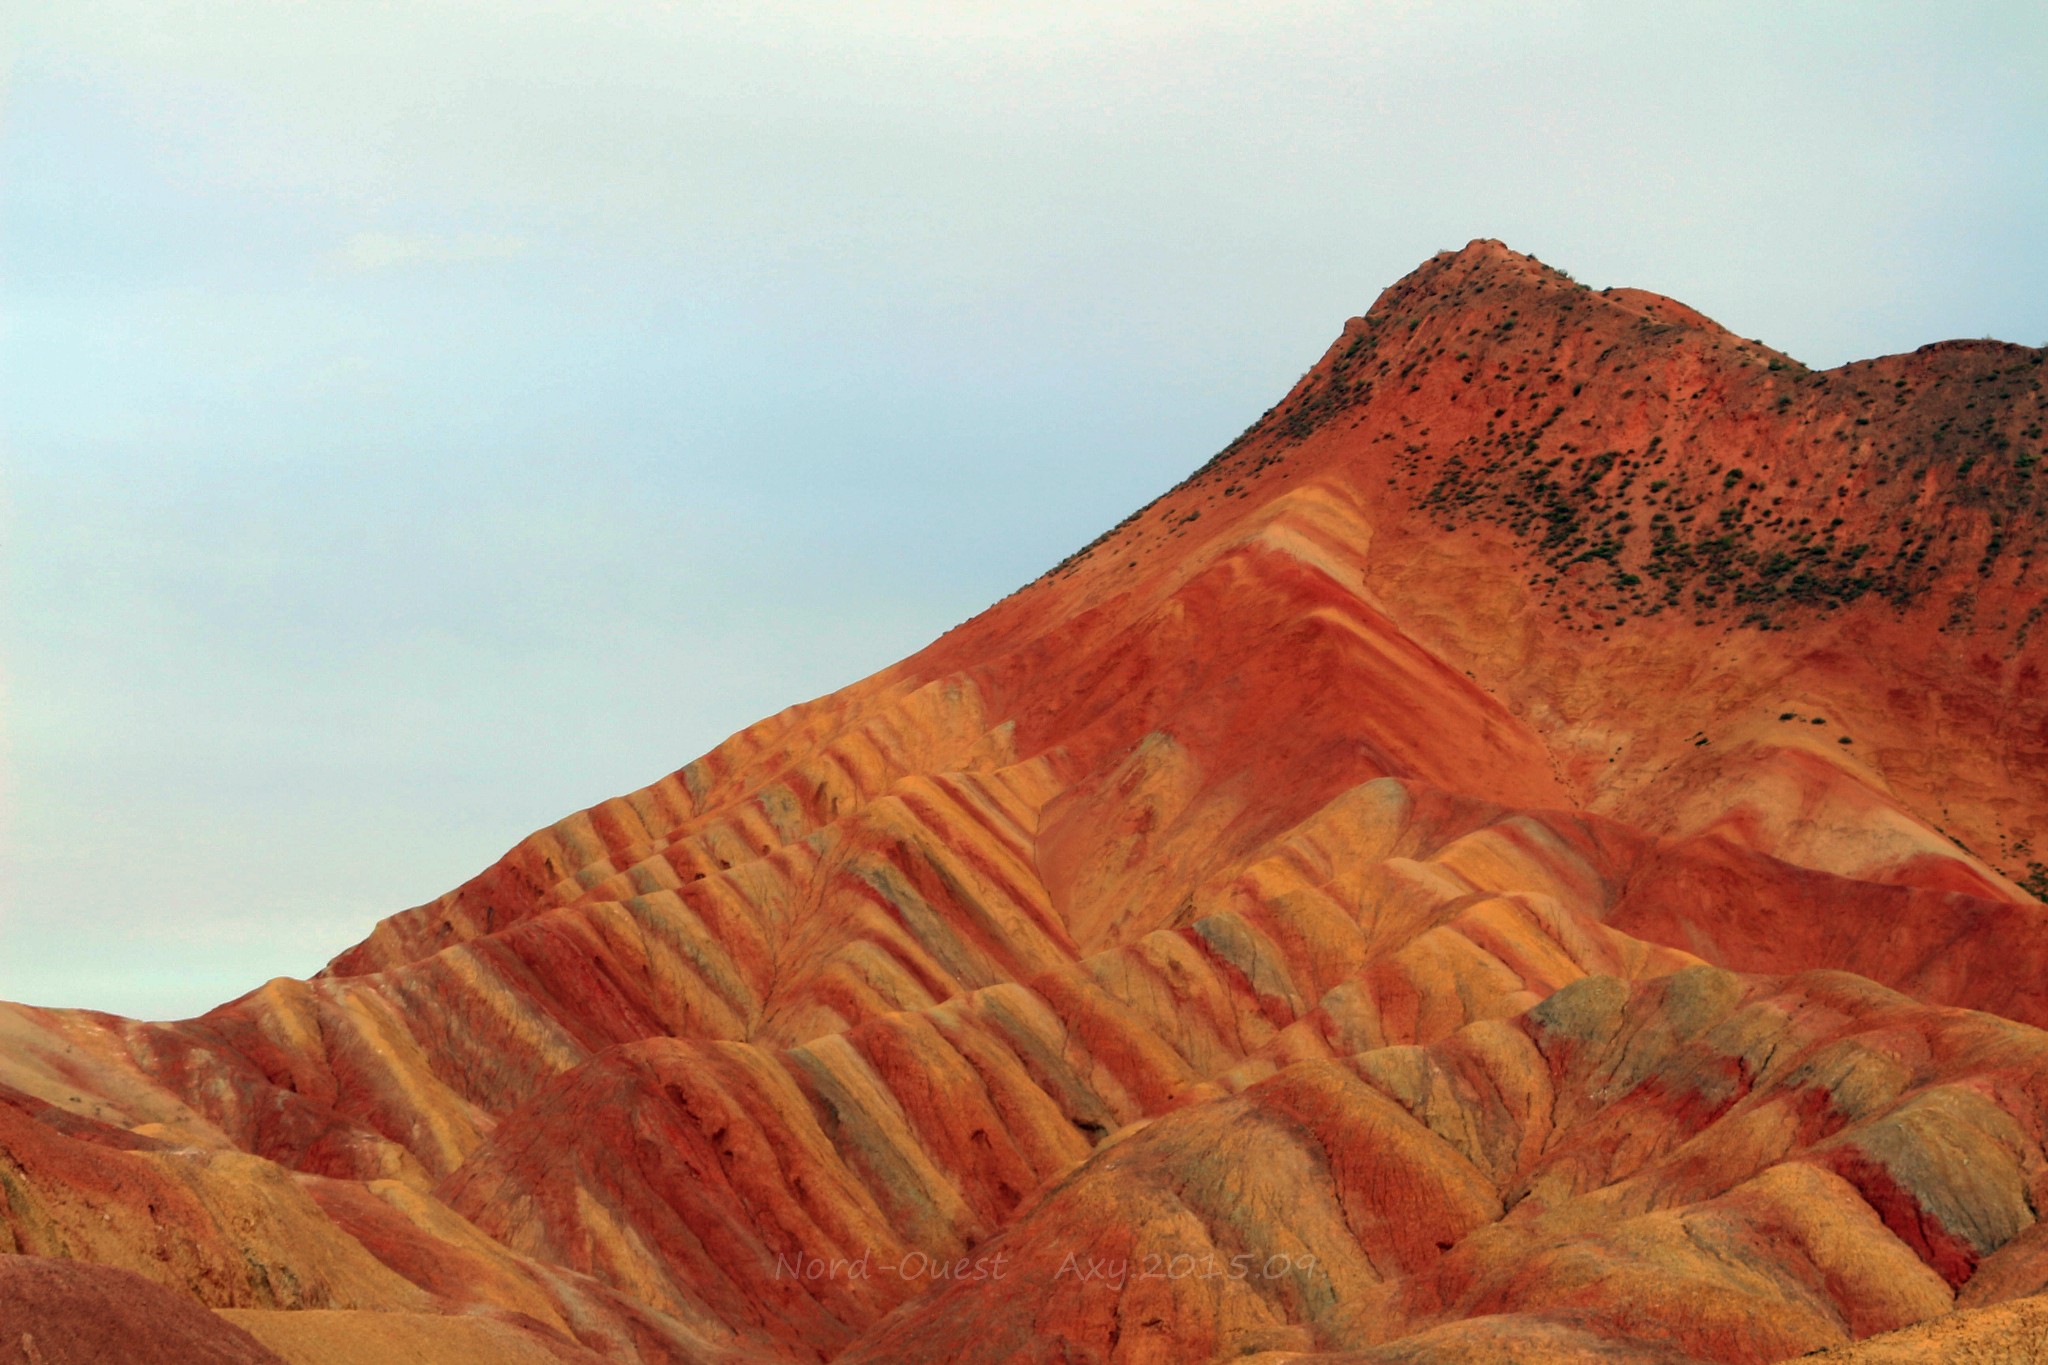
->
[[3, 242, 2048, 1364]]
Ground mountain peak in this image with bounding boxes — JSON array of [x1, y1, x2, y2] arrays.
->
[[1215, 245, 2047, 650], [1432, 236, 1550, 273], [1363, 237, 1580, 320]]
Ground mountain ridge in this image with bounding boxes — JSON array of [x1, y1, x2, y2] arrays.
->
[[4, 243, 2048, 1364]]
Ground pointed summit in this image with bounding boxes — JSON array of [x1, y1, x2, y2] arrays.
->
[[1363, 237, 1580, 316]]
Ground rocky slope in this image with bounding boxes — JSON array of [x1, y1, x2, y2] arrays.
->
[[3, 243, 2046, 1363]]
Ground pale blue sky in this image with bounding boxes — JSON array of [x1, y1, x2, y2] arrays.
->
[[4, 2, 2044, 1019]]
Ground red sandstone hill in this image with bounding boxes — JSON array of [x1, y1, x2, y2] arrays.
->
[[4, 242, 2048, 1364]]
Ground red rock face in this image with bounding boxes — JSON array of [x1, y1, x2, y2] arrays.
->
[[4, 242, 2048, 1364]]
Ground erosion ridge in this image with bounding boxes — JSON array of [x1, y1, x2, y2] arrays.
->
[[3, 242, 2047, 1364]]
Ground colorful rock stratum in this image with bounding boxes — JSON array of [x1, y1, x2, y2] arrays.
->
[[10, 242, 2048, 1365]]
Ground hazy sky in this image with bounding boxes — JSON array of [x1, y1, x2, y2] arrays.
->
[[4, 2, 2044, 1019]]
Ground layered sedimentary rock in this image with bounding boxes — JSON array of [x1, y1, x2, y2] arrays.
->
[[3, 243, 2046, 1362]]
